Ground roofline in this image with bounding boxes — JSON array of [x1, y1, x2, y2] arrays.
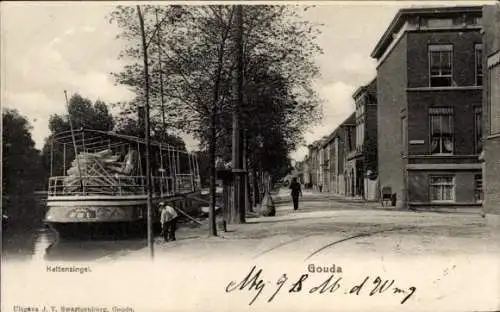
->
[[310, 112, 357, 150], [340, 112, 356, 127], [352, 85, 367, 100], [352, 77, 377, 100], [371, 5, 483, 59], [322, 128, 341, 147]]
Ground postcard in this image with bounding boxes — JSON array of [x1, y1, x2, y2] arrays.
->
[[2, 1, 500, 311]]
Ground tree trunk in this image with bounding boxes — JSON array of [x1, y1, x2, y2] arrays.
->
[[243, 132, 252, 213]]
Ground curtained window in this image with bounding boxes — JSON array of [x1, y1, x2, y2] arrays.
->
[[429, 108, 454, 154], [430, 176, 455, 202]]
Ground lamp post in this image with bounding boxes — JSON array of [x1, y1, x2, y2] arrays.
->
[[230, 5, 245, 224]]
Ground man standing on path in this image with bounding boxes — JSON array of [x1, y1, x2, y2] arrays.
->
[[159, 201, 178, 242], [289, 177, 303, 211]]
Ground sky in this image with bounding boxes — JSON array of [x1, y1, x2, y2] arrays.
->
[[1, 1, 489, 161]]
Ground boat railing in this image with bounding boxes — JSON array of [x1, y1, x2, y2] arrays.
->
[[48, 174, 198, 197]]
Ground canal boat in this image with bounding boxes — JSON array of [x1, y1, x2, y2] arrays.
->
[[44, 128, 201, 238]]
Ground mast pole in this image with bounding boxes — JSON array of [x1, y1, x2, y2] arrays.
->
[[50, 140, 54, 177], [155, 9, 167, 140], [138, 5, 154, 260]]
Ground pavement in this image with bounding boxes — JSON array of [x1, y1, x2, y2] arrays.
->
[[129, 195, 498, 261], [3, 191, 499, 312]]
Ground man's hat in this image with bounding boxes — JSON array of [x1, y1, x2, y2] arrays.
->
[[159, 201, 166, 206]]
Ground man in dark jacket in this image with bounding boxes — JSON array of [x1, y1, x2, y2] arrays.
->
[[289, 177, 303, 211]]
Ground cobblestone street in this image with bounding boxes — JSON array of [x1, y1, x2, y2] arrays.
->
[[125, 192, 498, 262]]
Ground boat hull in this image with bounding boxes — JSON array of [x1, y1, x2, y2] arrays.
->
[[46, 220, 152, 240], [45, 195, 167, 239]]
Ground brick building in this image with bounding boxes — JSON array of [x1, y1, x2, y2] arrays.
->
[[347, 78, 378, 200], [320, 126, 346, 194], [341, 113, 357, 197], [371, 6, 484, 209], [482, 4, 500, 226]]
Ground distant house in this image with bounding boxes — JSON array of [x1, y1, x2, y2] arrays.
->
[[371, 6, 484, 209], [318, 113, 355, 196], [307, 141, 322, 191], [321, 127, 344, 194], [348, 78, 378, 200], [340, 113, 357, 197]]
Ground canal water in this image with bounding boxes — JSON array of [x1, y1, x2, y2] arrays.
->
[[2, 222, 151, 262], [2, 193, 214, 262]]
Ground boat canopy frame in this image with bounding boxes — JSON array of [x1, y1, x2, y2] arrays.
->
[[47, 128, 201, 197]]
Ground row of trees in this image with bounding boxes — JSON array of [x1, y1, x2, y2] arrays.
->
[[2, 109, 45, 225], [3, 5, 323, 234], [109, 5, 323, 228]]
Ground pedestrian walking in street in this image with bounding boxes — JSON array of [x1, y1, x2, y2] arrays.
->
[[159, 201, 178, 242], [289, 177, 303, 211]]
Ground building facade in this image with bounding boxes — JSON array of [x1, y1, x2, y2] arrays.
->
[[371, 6, 484, 209], [347, 79, 378, 200], [306, 140, 324, 191], [320, 127, 346, 195], [341, 113, 357, 197], [482, 4, 500, 226]]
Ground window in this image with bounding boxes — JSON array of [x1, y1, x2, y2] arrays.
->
[[474, 107, 482, 154], [475, 44, 483, 86], [429, 108, 454, 154], [474, 174, 483, 203], [429, 45, 453, 87], [430, 176, 455, 202]]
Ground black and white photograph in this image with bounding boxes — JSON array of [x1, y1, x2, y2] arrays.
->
[[1, 1, 500, 311]]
